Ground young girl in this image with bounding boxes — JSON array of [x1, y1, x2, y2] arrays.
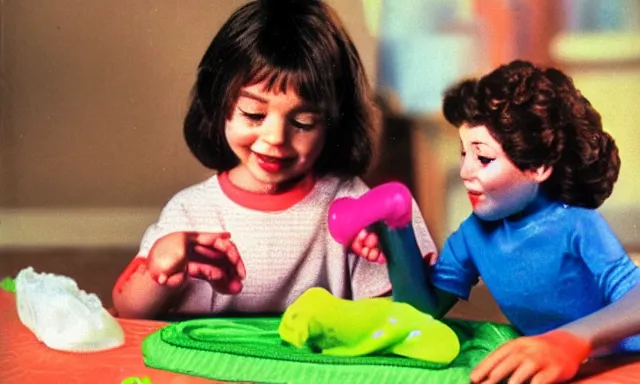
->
[[359, 60, 640, 384], [111, 0, 437, 320]]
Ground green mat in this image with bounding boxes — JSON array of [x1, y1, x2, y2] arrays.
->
[[142, 316, 520, 384], [0, 277, 15, 293]]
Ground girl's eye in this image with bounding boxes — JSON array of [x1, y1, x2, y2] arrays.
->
[[291, 112, 320, 131], [291, 119, 316, 131], [239, 109, 265, 122], [478, 156, 494, 165]]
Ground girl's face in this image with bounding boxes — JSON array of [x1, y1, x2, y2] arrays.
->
[[225, 81, 326, 193], [459, 124, 548, 221]]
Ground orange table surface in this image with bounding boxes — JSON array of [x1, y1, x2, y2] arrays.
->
[[0, 290, 225, 384], [1, 290, 640, 384]]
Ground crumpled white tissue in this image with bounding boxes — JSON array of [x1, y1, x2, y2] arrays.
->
[[15, 266, 125, 352]]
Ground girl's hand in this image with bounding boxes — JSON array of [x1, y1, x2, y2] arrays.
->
[[470, 330, 591, 384], [349, 229, 438, 266], [350, 229, 386, 264], [147, 231, 246, 294]]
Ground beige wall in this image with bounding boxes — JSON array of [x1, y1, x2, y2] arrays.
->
[[0, 0, 377, 209], [5, 2, 640, 250]]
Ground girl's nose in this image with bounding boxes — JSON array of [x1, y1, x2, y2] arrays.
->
[[261, 119, 287, 146]]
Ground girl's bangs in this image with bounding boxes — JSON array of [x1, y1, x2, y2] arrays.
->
[[243, 63, 336, 116]]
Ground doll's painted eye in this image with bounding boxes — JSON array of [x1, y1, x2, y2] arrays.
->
[[478, 156, 494, 165]]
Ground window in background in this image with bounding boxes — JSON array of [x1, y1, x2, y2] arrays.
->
[[560, 0, 640, 32], [371, 0, 486, 116]]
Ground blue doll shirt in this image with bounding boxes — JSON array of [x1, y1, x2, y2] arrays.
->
[[431, 192, 640, 350]]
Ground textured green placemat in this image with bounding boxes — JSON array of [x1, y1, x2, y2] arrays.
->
[[142, 317, 520, 384]]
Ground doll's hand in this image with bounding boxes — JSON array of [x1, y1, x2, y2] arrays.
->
[[470, 330, 591, 384], [350, 229, 386, 264], [147, 231, 246, 294]]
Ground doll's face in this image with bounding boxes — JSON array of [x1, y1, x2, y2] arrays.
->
[[225, 80, 326, 193], [458, 124, 545, 221]]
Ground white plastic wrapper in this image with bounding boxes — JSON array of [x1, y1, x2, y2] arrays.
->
[[15, 267, 125, 352]]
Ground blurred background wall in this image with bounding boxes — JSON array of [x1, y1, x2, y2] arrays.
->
[[0, 0, 378, 248], [2, 0, 640, 253]]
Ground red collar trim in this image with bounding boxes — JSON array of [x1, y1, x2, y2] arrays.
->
[[218, 172, 316, 211]]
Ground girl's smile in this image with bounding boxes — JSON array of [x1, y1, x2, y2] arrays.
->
[[254, 152, 296, 173]]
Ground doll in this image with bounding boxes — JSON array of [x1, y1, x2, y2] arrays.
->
[[334, 60, 640, 384]]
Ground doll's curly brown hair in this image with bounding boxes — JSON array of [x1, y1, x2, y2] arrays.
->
[[442, 60, 620, 209]]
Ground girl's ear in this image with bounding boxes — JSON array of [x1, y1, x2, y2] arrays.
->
[[529, 165, 553, 183]]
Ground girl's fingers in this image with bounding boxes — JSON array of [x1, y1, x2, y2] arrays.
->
[[364, 232, 379, 248], [187, 262, 244, 295], [351, 239, 364, 255], [192, 232, 246, 279], [187, 262, 224, 281], [165, 272, 186, 288], [157, 273, 168, 285], [227, 243, 246, 279], [193, 232, 231, 251], [367, 248, 380, 262], [217, 278, 243, 295], [193, 244, 225, 260], [148, 251, 186, 284], [216, 240, 245, 278], [192, 243, 246, 280], [349, 230, 383, 263]]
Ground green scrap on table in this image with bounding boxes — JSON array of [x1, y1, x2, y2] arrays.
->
[[0, 277, 16, 293], [121, 376, 152, 384]]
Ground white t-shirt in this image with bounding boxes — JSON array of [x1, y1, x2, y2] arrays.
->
[[135, 172, 437, 314]]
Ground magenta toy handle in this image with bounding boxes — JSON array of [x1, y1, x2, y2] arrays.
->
[[328, 182, 413, 245]]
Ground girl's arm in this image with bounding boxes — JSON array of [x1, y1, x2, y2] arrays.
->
[[113, 193, 193, 319], [112, 256, 187, 319], [113, 231, 245, 319]]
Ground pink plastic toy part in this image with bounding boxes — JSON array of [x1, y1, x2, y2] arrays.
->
[[328, 182, 413, 245]]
